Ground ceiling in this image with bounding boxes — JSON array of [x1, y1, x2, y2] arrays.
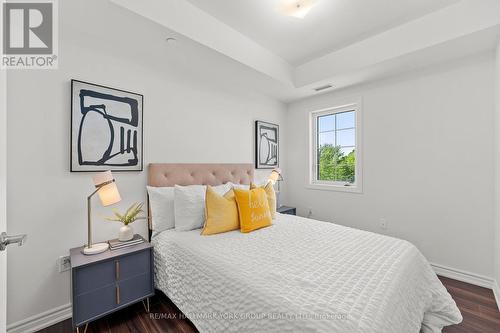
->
[[111, 0, 500, 102], [184, 0, 460, 65]]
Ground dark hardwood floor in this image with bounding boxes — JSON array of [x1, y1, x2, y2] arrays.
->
[[440, 276, 500, 333], [37, 294, 198, 333], [38, 276, 499, 333]]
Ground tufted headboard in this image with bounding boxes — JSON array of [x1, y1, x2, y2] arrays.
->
[[147, 163, 254, 236]]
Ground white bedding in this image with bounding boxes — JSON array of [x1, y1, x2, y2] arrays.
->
[[152, 214, 462, 333]]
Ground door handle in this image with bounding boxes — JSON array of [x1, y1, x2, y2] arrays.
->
[[0, 232, 27, 251]]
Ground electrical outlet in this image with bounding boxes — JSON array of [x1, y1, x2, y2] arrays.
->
[[307, 208, 313, 218], [379, 218, 388, 230], [58, 255, 71, 272]]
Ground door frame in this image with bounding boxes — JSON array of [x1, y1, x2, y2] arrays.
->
[[0, 71, 7, 333], [0, 2, 7, 328]]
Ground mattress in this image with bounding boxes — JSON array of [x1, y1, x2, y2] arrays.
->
[[152, 213, 462, 333]]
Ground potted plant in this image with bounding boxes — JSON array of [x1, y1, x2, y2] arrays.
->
[[106, 202, 146, 241]]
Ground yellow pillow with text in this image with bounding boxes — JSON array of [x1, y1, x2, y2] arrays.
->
[[202, 186, 239, 235], [234, 188, 272, 233], [250, 182, 276, 219]]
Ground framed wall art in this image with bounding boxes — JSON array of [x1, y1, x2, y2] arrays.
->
[[255, 120, 279, 169], [71, 80, 143, 172]]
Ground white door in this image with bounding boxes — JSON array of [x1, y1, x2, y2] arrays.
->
[[0, 6, 27, 331], [0, 56, 7, 333], [0, 66, 27, 330]]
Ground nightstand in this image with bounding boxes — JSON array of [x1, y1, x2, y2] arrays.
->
[[69, 241, 154, 332], [277, 205, 296, 215]]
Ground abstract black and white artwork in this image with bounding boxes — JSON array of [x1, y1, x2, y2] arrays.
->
[[255, 120, 279, 169], [71, 80, 143, 172]]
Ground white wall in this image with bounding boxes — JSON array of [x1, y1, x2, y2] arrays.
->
[[285, 53, 495, 278], [6, 0, 286, 326]]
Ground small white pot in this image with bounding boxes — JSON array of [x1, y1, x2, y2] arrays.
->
[[119, 225, 134, 241]]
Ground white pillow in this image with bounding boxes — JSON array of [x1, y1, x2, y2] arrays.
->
[[174, 183, 231, 231], [230, 182, 250, 190], [146, 186, 175, 233]]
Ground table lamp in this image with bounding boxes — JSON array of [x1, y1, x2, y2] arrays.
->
[[268, 168, 283, 208], [268, 168, 283, 187], [83, 171, 121, 255]]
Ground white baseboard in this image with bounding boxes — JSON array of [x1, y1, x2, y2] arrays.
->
[[430, 262, 495, 289], [431, 263, 500, 311], [6, 303, 72, 333], [493, 280, 500, 312]]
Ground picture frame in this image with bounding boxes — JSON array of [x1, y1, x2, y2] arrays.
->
[[70, 79, 144, 172], [255, 120, 279, 169]]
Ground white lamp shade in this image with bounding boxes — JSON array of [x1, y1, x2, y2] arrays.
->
[[92, 171, 121, 206], [268, 168, 283, 184]]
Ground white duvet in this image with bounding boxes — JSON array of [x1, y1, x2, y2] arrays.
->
[[152, 214, 462, 333]]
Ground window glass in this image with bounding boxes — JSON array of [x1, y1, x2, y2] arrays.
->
[[318, 114, 335, 132], [336, 111, 355, 130], [336, 128, 355, 147], [318, 131, 335, 147], [313, 108, 358, 186]]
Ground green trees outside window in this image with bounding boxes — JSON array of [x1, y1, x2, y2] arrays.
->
[[318, 144, 355, 183]]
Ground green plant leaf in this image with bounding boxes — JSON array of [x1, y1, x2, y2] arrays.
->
[[106, 202, 145, 225]]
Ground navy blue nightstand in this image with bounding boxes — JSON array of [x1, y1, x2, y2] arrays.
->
[[277, 206, 296, 216], [70, 241, 154, 332]]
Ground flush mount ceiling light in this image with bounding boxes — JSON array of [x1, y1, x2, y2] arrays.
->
[[277, 0, 316, 19]]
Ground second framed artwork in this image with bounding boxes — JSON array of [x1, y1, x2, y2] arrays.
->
[[70, 80, 144, 172], [255, 120, 279, 169]]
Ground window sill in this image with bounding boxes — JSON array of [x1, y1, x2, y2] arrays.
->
[[306, 183, 363, 194]]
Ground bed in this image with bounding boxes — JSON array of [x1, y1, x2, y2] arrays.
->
[[148, 163, 462, 333]]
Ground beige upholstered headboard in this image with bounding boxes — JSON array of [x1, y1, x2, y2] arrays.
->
[[147, 163, 254, 236], [148, 163, 254, 187]]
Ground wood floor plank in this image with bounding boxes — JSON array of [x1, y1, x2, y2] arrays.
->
[[444, 285, 498, 310], [107, 307, 146, 333], [35, 318, 73, 333], [460, 308, 500, 333], [438, 276, 495, 299], [439, 276, 499, 333], [449, 294, 481, 313], [37, 275, 499, 333], [86, 319, 110, 333], [479, 304, 500, 323]]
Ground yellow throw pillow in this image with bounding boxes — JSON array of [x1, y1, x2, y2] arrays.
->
[[234, 188, 272, 233], [202, 186, 239, 235], [250, 182, 276, 219]]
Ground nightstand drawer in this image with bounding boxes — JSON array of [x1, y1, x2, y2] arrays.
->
[[74, 249, 150, 295], [117, 250, 150, 281], [74, 284, 116, 326], [118, 272, 153, 305], [277, 206, 296, 216], [74, 273, 153, 326], [74, 260, 115, 295]]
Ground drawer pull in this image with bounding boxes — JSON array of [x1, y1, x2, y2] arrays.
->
[[115, 260, 120, 280], [116, 285, 120, 304]]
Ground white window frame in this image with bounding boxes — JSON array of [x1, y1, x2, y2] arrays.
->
[[308, 101, 363, 193]]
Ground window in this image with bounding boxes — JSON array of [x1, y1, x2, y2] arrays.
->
[[309, 103, 362, 192]]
